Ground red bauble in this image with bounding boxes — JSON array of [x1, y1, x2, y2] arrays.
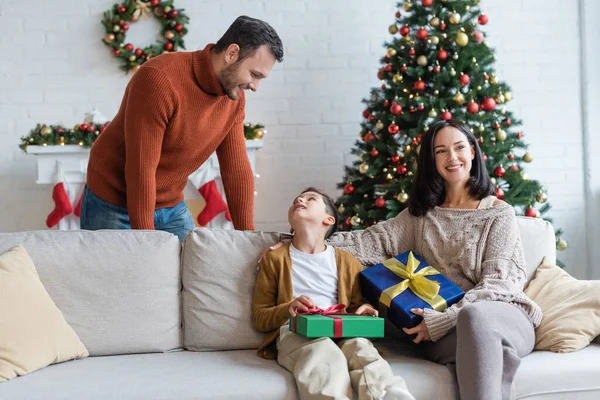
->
[[401, 65, 408, 72], [175, 23, 183, 32], [508, 154, 515, 161], [375, 198, 386, 208], [151, 0, 159, 5], [511, 165, 518, 172], [377, 69, 385, 79], [363, 109, 370, 119], [478, 14, 489, 25], [391, 155, 400, 163], [87, 125, 95, 132], [433, 65, 440, 73], [395, 11, 401, 18], [416, 28, 428, 40], [364, 133, 376, 142], [119, 20, 125, 26], [418, 104, 425, 111], [397, 165, 408, 175], [381, 84, 386, 90], [413, 80, 425, 91], [493, 166, 506, 178], [79, 123, 88, 132], [368, 115, 375, 122], [168, 10, 179, 19], [122, 23, 129, 31], [483, 155, 488, 161], [99, 126, 106, 133], [409, 48, 416, 55], [438, 49, 448, 61], [479, 137, 484, 144], [370, 149, 379, 157], [467, 102, 479, 114], [125, 43, 134, 51], [496, 187, 505, 200], [164, 42, 174, 51], [118, 6, 126, 13], [484, 73, 489, 80], [134, 48, 143, 57], [384, 64, 393, 72], [504, 118, 512, 126], [481, 97, 496, 111], [383, 100, 390, 107], [113, 49, 121, 56], [421, 0, 433, 6], [400, 26, 410, 36], [344, 184, 355, 195], [459, 74, 470, 86], [517, 132, 523, 140], [440, 111, 452, 120], [493, 123, 500, 129], [472, 30, 484, 44], [411, 139, 418, 146], [56, 128, 63, 134], [390, 103, 402, 115], [525, 208, 537, 218], [440, 23, 446, 30], [388, 124, 400, 134]]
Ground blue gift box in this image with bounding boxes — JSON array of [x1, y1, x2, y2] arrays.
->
[[360, 251, 464, 329]]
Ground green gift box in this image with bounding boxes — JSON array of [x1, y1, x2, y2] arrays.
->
[[289, 314, 385, 339]]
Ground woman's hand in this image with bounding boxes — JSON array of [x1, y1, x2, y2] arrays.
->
[[288, 296, 315, 317], [355, 304, 379, 317], [402, 308, 431, 343]]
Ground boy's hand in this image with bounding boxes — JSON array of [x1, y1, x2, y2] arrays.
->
[[288, 296, 315, 317], [354, 304, 379, 317], [403, 308, 431, 343]]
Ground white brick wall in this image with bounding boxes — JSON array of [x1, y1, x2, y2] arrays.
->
[[0, 0, 591, 276]]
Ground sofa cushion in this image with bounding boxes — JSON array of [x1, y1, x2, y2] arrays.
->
[[0, 246, 88, 381], [182, 228, 280, 351], [516, 216, 556, 282], [0, 351, 296, 400], [0, 230, 182, 356]]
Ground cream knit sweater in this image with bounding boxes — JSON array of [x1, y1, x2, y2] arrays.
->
[[327, 197, 542, 342]]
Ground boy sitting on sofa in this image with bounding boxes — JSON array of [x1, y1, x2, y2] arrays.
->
[[252, 187, 414, 400]]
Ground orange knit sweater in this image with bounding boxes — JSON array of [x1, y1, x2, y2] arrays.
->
[[86, 44, 254, 231]]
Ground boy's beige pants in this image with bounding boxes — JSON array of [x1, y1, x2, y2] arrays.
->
[[277, 326, 414, 400]]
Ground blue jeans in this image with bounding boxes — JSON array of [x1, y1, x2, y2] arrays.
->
[[80, 185, 195, 242]]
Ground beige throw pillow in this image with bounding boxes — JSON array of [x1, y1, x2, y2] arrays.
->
[[0, 245, 89, 382], [524, 256, 600, 353]]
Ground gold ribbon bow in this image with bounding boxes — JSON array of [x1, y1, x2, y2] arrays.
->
[[379, 251, 447, 311], [133, 0, 151, 20]]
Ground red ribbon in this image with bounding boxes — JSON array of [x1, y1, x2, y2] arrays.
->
[[292, 304, 346, 338]]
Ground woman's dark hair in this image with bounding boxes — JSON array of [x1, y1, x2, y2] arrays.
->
[[214, 16, 284, 63], [408, 119, 494, 216], [300, 187, 339, 239]]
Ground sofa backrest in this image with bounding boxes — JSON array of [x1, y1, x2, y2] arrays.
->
[[0, 230, 182, 356], [181, 216, 557, 352]]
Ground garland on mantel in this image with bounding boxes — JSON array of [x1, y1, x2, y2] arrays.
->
[[20, 122, 266, 151]]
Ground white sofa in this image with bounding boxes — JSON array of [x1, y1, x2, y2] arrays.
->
[[1, 217, 598, 399]]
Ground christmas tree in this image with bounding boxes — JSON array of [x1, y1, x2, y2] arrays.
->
[[336, 0, 567, 254]]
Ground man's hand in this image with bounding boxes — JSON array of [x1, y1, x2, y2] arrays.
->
[[402, 308, 431, 343], [354, 304, 379, 317], [288, 296, 315, 317]]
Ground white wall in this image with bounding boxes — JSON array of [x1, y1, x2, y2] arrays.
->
[[0, 0, 591, 276]]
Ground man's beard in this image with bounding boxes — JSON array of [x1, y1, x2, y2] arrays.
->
[[220, 62, 242, 100]]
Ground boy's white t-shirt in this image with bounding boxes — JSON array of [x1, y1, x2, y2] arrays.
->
[[289, 243, 338, 309]]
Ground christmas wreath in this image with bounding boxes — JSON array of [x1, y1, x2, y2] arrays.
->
[[101, 0, 190, 73]]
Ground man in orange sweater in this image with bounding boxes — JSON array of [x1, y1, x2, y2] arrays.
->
[[80, 16, 283, 241]]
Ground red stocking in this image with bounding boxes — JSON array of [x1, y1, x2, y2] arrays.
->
[[73, 192, 83, 217], [46, 182, 73, 228], [197, 180, 230, 226]]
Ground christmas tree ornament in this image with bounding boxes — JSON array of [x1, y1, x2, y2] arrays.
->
[[370, 149, 379, 157], [430, 17, 440, 27], [452, 53, 459, 60], [386, 47, 397, 57], [417, 55, 428, 66], [400, 26, 410, 36], [376, 121, 385, 131], [390, 103, 402, 114], [511, 165, 519, 172], [408, 48, 416, 55], [525, 208, 537, 218], [430, 36, 440, 45], [397, 165, 408, 175], [418, 103, 425, 111], [494, 166, 506, 178], [481, 97, 496, 111], [454, 93, 465, 105], [478, 14, 489, 25], [433, 90, 439, 95], [508, 154, 515, 161], [344, 184, 355, 194], [428, 109, 438, 118], [40, 126, 52, 136], [438, 49, 448, 61], [393, 73, 403, 83], [523, 152, 534, 163], [496, 94, 505, 104], [449, 12, 461, 24], [164, 31, 175, 40], [536, 191, 548, 203], [449, 68, 457, 76], [403, 2, 413, 11], [491, 178, 497, 185], [388, 124, 400, 134], [397, 192, 409, 203], [375, 198, 386, 208], [433, 65, 441, 73], [456, 32, 469, 46], [413, 80, 425, 91], [417, 27, 428, 40], [351, 216, 361, 226], [421, 0, 433, 6], [517, 132, 523, 140], [392, 155, 401, 163], [104, 33, 115, 43], [495, 129, 507, 141], [389, 24, 399, 34], [396, 11, 401, 18], [467, 102, 479, 114], [504, 92, 513, 101], [489, 74, 498, 84], [441, 111, 452, 120], [459, 73, 470, 85], [522, 173, 529, 180], [496, 187, 505, 199], [338, 204, 345, 213], [556, 238, 568, 251], [472, 30, 484, 44]]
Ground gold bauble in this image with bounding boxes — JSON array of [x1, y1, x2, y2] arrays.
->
[[454, 93, 465, 105], [113, 25, 121, 32], [154, 6, 164, 16], [478, 124, 485, 132], [376, 121, 385, 131], [405, 145, 412, 152], [449, 12, 461, 24], [476, 85, 482, 90], [253, 128, 265, 139], [489, 75, 498, 85], [496, 94, 505, 104], [164, 31, 175, 40], [556, 238, 568, 251], [504, 92, 512, 101], [433, 90, 439, 95], [129, 55, 136, 62], [403, 2, 413, 11], [430, 17, 440, 27], [392, 73, 403, 83], [59, 136, 65, 145], [338, 204, 345, 213], [389, 24, 399, 35], [386, 47, 397, 58], [428, 109, 438, 118], [351, 216, 361, 226], [359, 163, 369, 174], [522, 173, 530, 181], [495, 129, 507, 141], [449, 68, 456, 77], [523, 152, 534, 163], [40, 126, 52, 136], [452, 52, 459, 60], [386, 173, 394, 180], [163, 6, 172, 12], [397, 192, 409, 203], [104, 33, 115, 43], [536, 192, 548, 204], [430, 36, 439, 45], [456, 32, 469, 46], [490, 177, 497, 185], [417, 55, 428, 67]]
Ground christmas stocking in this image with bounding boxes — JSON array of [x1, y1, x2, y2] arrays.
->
[[197, 180, 231, 226], [73, 191, 83, 217], [46, 182, 73, 228]]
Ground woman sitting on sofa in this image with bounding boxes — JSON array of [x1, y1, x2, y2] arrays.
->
[[326, 119, 542, 399]]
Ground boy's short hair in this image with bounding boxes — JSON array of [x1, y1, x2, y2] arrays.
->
[[300, 187, 339, 239]]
